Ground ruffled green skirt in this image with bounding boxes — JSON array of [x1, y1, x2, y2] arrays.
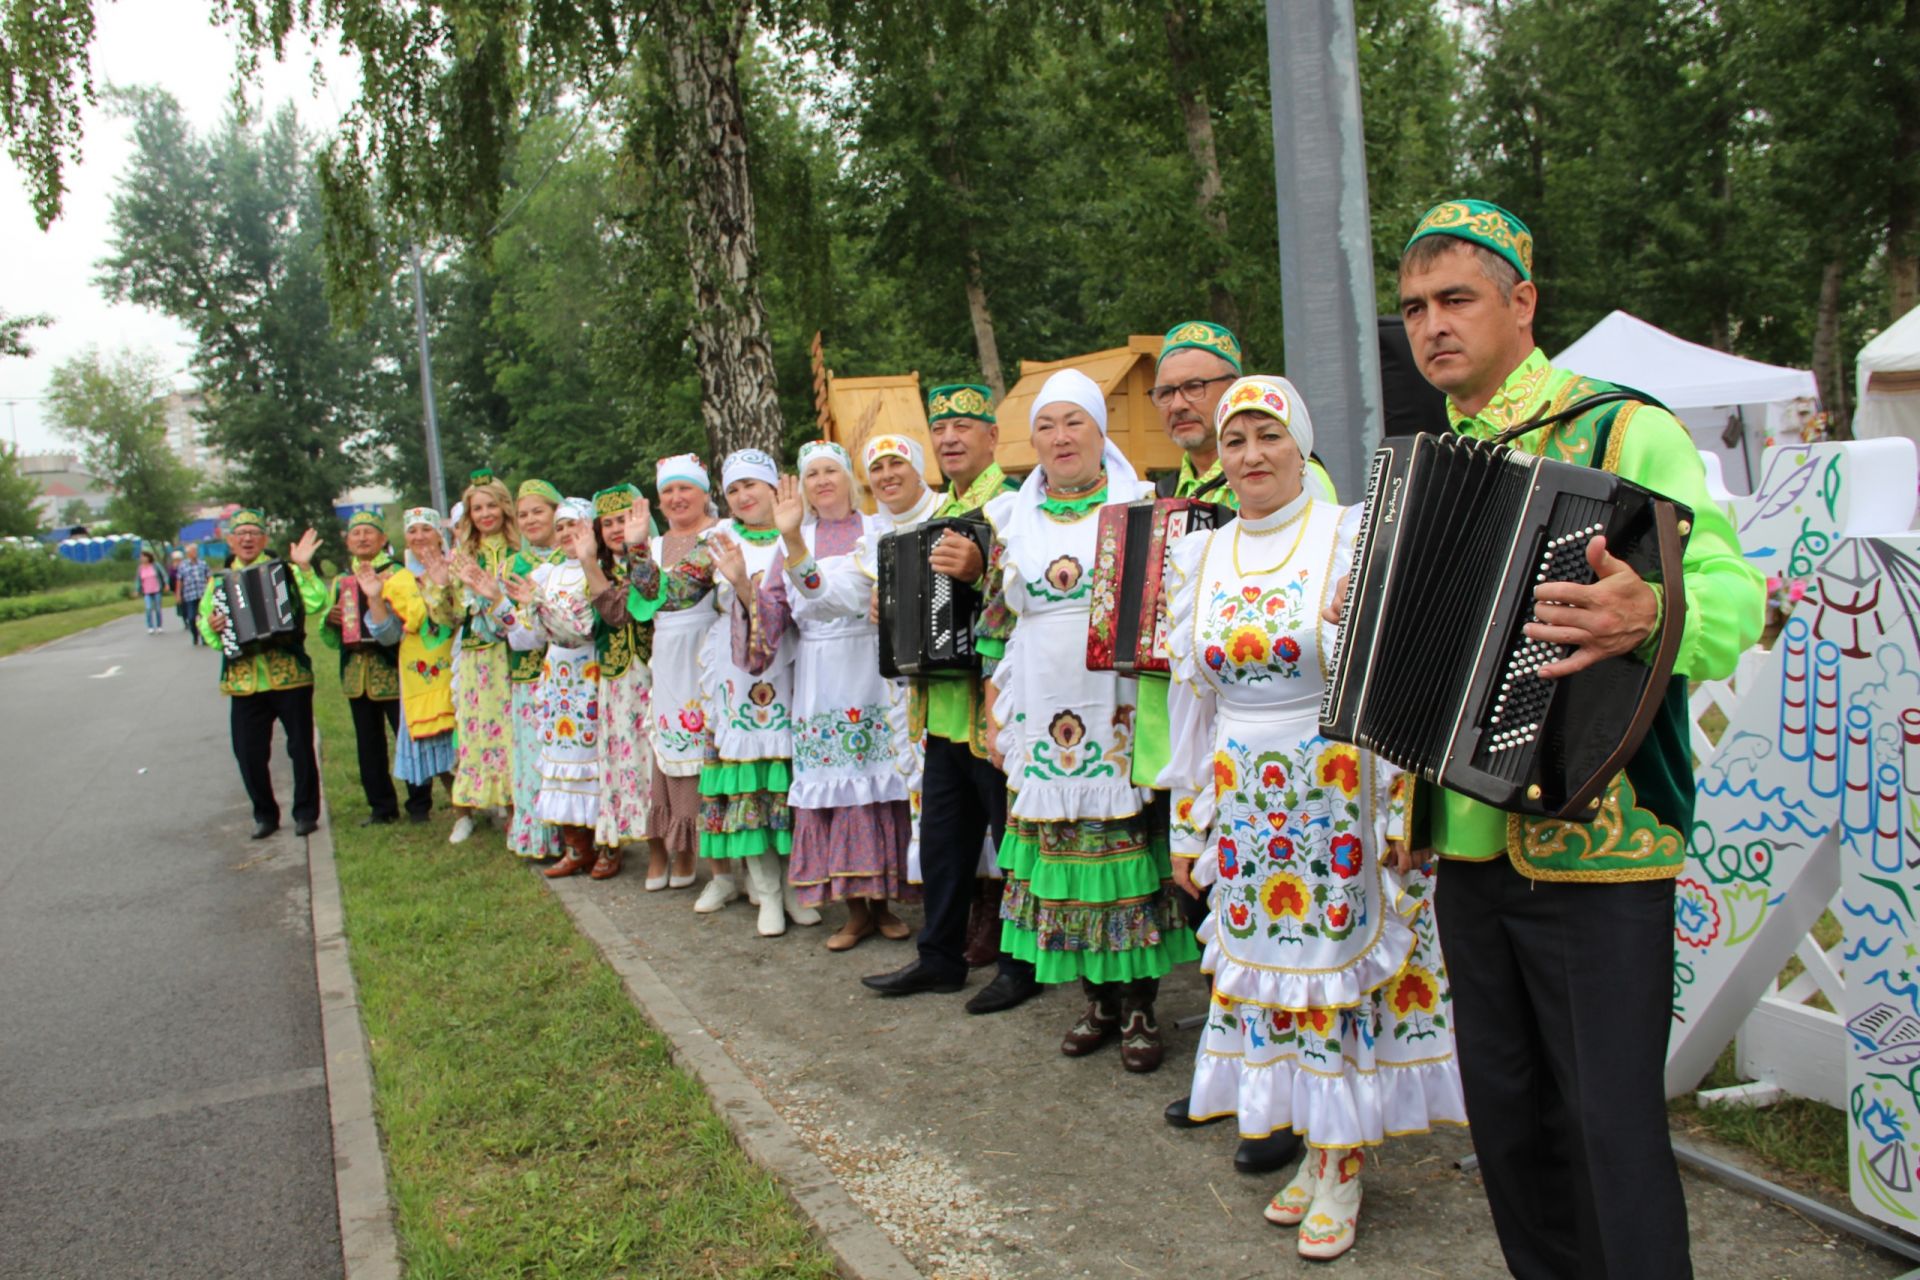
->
[[698, 757, 794, 859], [998, 810, 1200, 985]]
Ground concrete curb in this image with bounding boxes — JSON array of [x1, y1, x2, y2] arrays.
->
[[548, 878, 925, 1280], [306, 799, 404, 1280]]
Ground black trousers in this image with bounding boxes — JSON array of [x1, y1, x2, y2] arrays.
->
[[347, 695, 431, 819], [1436, 855, 1692, 1280], [230, 686, 321, 827], [915, 733, 1033, 985]]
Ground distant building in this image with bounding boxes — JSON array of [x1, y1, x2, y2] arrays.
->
[[20, 452, 113, 527], [162, 389, 227, 481]]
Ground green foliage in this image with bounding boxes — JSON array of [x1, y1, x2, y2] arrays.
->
[[0, 544, 128, 596], [0, 580, 133, 620], [0, 444, 43, 535], [57, 497, 90, 526], [0, 305, 49, 359], [44, 346, 197, 542], [0, 0, 96, 227]]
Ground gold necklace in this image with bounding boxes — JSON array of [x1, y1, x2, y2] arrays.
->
[[1232, 502, 1313, 577]]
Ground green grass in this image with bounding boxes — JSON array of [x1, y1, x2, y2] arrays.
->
[[312, 652, 838, 1279], [0, 581, 137, 623], [0, 597, 145, 657]]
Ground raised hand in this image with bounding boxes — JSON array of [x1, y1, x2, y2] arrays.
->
[[707, 531, 748, 593], [503, 569, 535, 606], [289, 528, 322, 569], [773, 474, 806, 538], [352, 560, 382, 597], [417, 542, 451, 586]]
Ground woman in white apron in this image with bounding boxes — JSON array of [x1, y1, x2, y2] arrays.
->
[[1161, 376, 1465, 1261], [646, 454, 721, 892]]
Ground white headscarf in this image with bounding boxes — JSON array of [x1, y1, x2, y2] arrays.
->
[[1017, 367, 1141, 501], [555, 497, 595, 525], [1213, 374, 1316, 462], [721, 448, 779, 493], [863, 433, 926, 476], [656, 453, 710, 493]]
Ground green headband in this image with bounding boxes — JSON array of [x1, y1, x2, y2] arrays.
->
[[517, 478, 562, 506], [1405, 200, 1535, 281], [593, 484, 640, 517], [1158, 320, 1242, 373], [927, 384, 995, 424], [227, 508, 266, 532], [346, 510, 385, 532]]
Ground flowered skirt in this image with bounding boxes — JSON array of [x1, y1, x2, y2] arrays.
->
[[788, 800, 917, 907], [595, 665, 653, 847], [998, 809, 1199, 985], [698, 753, 794, 861], [508, 681, 563, 857], [450, 643, 512, 809]]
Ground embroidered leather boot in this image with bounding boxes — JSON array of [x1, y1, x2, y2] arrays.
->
[[1297, 1148, 1363, 1261], [543, 827, 595, 878], [1263, 1147, 1324, 1227], [589, 841, 624, 880], [1118, 986, 1164, 1073], [1061, 982, 1121, 1056]]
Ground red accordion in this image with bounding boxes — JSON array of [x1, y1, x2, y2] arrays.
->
[[1086, 497, 1233, 675]]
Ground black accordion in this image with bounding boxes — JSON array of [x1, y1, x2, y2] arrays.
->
[[221, 562, 301, 651], [1319, 432, 1690, 819], [877, 517, 994, 679]]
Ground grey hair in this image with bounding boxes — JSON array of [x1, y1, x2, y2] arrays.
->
[[1398, 236, 1522, 302]]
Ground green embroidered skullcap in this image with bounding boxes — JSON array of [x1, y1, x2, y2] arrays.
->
[[469, 466, 495, 485], [1158, 320, 1243, 373], [346, 510, 385, 532], [1405, 200, 1535, 281], [226, 507, 266, 532], [517, 478, 562, 506], [927, 384, 996, 424], [593, 484, 640, 517]]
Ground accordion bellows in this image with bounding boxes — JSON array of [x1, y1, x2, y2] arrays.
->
[[1086, 498, 1233, 675], [222, 562, 300, 651], [1320, 433, 1691, 819], [877, 517, 995, 679]]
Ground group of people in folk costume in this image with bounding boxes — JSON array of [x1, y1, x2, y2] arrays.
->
[[202, 202, 1762, 1275]]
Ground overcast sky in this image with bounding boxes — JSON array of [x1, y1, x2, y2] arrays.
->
[[0, 2, 353, 456]]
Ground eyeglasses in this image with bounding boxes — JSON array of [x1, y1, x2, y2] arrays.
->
[[1148, 374, 1235, 408]]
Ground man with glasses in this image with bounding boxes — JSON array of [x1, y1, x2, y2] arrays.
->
[[862, 383, 1040, 1016]]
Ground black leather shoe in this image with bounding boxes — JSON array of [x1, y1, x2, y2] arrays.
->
[[360, 814, 398, 828], [861, 960, 966, 997], [964, 971, 1040, 1015], [250, 820, 279, 840], [406, 810, 430, 825], [294, 818, 320, 837], [1235, 1130, 1302, 1174], [1164, 1095, 1230, 1129]]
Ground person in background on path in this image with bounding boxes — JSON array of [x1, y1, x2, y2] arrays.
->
[[501, 479, 568, 861], [138, 549, 166, 633], [1162, 376, 1465, 1261], [388, 508, 459, 820], [862, 384, 1038, 1014], [198, 509, 328, 839], [978, 369, 1199, 1071], [646, 454, 721, 892], [1372, 201, 1764, 1279], [760, 447, 916, 951], [701, 450, 808, 936], [321, 511, 426, 827], [437, 468, 520, 845], [509, 498, 603, 875], [175, 544, 209, 645]]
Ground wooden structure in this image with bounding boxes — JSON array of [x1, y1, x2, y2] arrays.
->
[[810, 333, 940, 486], [994, 337, 1178, 478]]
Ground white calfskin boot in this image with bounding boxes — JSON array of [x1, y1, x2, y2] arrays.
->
[[693, 868, 740, 913], [1297, 1148, 1362, 1261], [747, 854, 787, 937], [781, 861, 821, 926], [1263, 1147, 1323, 1227]]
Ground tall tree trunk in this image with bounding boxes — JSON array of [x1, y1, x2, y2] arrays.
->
[[1162, 3, 1239, 333], [961, 242, 1006, 399], [1812, 257, 1852, 437], [662, 0, 785, 460]]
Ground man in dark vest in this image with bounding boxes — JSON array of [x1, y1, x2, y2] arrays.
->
[[321, 510, 428, 825], [198, 509, 330, 839], [1381, 201, 1764, 1278]]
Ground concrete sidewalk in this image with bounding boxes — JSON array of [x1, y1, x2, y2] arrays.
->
[[580, 875, 1904, 1279], [0, 615, 342, 1279]]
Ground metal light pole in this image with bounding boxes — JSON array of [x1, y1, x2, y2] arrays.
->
[[1265, 0, 1382, 502], [409, 242, 448, 515]]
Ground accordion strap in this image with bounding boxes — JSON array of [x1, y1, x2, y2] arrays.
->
[[1556, 497, 1691, 819], [1490, 391, 1645, 450]]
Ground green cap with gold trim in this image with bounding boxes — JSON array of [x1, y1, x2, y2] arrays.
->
[[226, 507, 266, 532], [1405, 200, 1534, 281], [1158, 320, 1242, 373], [593, 484, 640, 517], [517, 478, 561, 506], [927, 384, 995, 424], [346, 510, 384, 532]]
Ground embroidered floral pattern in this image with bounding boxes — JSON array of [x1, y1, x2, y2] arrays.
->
[[794, 703, 890, 773]]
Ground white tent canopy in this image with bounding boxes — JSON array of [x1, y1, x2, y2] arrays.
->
[[1555, 310, 1818, 409], [1555, 310, 1820, 493], [1856, 303, 1920, 446]]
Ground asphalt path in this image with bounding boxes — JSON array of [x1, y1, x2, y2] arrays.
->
[[0, 614, 342, 1279]]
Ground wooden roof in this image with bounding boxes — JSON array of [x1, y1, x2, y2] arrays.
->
[[810, 333, 941, 486], [994, 337, 1179, 475]]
